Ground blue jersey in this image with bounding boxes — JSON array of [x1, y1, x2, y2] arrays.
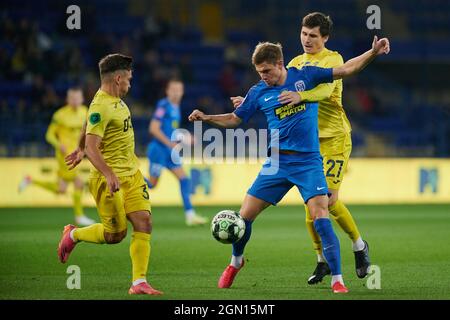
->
[[151, 98, 181, 147], [234, 66, 333, 153]]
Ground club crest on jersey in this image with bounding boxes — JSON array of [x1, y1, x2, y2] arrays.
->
[[295, 80, 305, 92], [155, 108, 165, 118], [89, 112, 101, 125]]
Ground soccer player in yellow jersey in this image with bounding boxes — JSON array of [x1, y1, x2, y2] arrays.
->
[[282, 12, 371, 283], [231, 12, 372, 284], [57, 54, 163, 295], [18, 88, 95, 226]]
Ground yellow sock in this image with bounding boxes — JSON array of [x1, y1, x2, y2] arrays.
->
[[32, 180, 59, 194], [304, 205, 322, 255], [329, 200, 361, 242], [73, 189, 84, 217], [130, 232, 151, 282], [73, 223, 105, 244]]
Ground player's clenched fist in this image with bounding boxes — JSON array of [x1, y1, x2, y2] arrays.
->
[[230, 96, 244, 109], [372, 35, 390, 55], [188, 109, 207, 122]]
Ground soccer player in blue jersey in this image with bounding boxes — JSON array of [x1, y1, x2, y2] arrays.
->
[[189, 37, 389, 293], [146, 79, 208, 226], [231, 13, 373, 284]]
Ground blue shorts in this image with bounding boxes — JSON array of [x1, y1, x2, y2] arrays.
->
[[146, 142, 182, 177], [247, 152, 328, 204]]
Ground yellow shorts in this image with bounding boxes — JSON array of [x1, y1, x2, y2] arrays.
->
[[320, 133, 352, 191], [88, 170, 151, 233], [56, 153, 78, 182]]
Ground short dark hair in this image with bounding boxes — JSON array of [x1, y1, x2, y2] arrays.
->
[[98, 54, 133, 79], [252, 42, 283, 65], [302, 12, 333, 37]]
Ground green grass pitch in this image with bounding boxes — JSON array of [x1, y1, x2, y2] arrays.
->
[[0, 204, 449, 300]]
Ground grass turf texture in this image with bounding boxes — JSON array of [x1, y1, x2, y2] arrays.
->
[[0, 204, 449, 300]]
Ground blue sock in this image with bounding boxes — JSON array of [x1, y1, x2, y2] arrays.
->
[[314, 218, 342, 275], [180, 178, 193, 211], [144, 177, 153, 189], [232, 219, 253, 257]]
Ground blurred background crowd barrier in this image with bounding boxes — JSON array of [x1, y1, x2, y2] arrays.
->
[[1, 0, 449, 205]]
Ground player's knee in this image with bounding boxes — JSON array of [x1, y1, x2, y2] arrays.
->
[[104, 230, 127, 244], [138, 213, 152, 233], [128, 211, 152, 233], [311, 208, 328, 220], [308, 202, 329, 220], [306, 196, 328, 219]]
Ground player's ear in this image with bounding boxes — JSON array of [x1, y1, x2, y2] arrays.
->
[[114, 72, 121, 86], [323, 35, 329, 43]]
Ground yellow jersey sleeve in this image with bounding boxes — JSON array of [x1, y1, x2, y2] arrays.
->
[[45, 113, 60, 148], [86, 102, 112, 138]]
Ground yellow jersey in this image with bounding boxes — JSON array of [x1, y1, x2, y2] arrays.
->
[[287, 48, 351, 138], [46, 104, 88, 157], [86, 90, 139, 178]]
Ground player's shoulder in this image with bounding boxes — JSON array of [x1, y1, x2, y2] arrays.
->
[[53, 105, 69, 118], [324, 48, 342, 57], [247, 81, 266, 97], [55, 104, 69, 113], [322, 48, 344, 65], [156, 98, 169, 109], [287, 54, 303, 68], [89, 91, 117, 112]]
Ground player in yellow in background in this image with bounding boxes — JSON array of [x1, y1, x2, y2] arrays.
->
[[18, 87, 95, 227], [231, 12, 371, 284]]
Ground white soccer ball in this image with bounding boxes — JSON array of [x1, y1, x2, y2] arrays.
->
[[211, 210, 246, 244]]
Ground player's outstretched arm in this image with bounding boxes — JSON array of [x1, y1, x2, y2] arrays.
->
[[333, 36, 390, 79], [188, 109, 242, 128]]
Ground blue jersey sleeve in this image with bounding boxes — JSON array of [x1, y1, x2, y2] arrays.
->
[[233, 87, 259, 123], [152, 100, 166, 121], [303, 66, 333, 88]]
